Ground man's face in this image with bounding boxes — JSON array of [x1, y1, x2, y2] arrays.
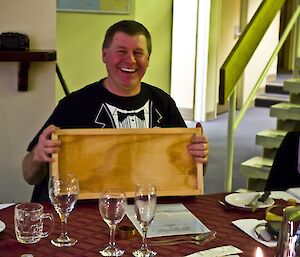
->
[[102, 32, 150, 96]]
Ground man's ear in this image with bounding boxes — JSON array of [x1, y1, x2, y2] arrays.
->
[[146, 55, 150, 67], [102, 48, 107, 63]]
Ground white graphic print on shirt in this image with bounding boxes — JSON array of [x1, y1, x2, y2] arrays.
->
[[107, 102, 149, 128], [94, 100, 162, 128]]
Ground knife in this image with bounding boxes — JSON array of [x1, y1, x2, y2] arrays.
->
[[251, 190, 271, 212]]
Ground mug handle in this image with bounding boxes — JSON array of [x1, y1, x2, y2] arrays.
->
[[41, 213, 54, 238]]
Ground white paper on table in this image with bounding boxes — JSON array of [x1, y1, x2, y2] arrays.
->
[[232, 219, 277, 247], [184, 245, 242, 257], [126, 203, 210, 238]]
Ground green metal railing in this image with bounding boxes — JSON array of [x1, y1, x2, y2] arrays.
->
[[219, 0, 286, 104], [219, 0, 300, 192]]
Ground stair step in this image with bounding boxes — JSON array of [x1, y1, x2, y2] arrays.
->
[[272, 71, 293, 81], [255, 93, 289, 107], [284, 78, 300, 94], [296, 57, 300, 68], [270, 102, 300, 120], [240, 156, 273, 180], [242, 72, 298, 190], [256, 129, 287, 148], [295, 57, 300, 77], [266, 82, 289, 95]]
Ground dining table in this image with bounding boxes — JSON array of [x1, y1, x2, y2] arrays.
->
[[0, 193, 277, 257]]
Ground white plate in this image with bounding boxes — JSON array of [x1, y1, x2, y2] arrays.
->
[[0, 220, 5, 233], [225, 192, 275, 209]]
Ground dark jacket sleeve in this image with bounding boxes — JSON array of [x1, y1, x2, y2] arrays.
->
[[27, 96, 74, 151], [265, 131, 300, 191]]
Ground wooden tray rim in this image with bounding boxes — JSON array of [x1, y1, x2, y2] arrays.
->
[[51, 127, 203, 198]]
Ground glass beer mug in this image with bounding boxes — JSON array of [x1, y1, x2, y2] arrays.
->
[[14, 202, 54, 244]]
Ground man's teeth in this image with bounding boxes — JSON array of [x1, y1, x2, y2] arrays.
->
[[121, 68, 136, 72]]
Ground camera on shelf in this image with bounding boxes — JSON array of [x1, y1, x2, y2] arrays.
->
[[0, 32, 29, 51]]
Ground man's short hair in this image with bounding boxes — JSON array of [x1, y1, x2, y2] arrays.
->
[[102, 20, 152, 55]]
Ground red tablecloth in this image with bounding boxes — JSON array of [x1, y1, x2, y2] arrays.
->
[[0, 193, 276, 257]]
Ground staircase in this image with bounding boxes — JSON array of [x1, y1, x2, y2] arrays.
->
[[240, 62, 300, 191], [255, 74, 290, 107]]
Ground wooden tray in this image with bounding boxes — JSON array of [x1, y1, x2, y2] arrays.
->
[[51, 128, 203, 199]]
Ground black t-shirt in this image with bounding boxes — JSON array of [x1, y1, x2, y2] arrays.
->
[[28, 79, 186, 201]]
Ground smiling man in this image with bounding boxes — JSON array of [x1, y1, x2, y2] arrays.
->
[[22, 20, 209, 202], [102, 27, 150, 96]]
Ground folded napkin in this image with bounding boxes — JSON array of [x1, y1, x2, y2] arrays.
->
[[283, 188, 300, 201], [232, 219, 277, 247], [184, 245, 242, 257], [270, 191, 300, 202], [0, 203, 15, 210]]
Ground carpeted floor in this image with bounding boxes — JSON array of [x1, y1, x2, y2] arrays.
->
[[186, 106, 277, 194]]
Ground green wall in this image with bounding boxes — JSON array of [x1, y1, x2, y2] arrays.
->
[[56, 0, 173, 101], [135, 0, 173, 93]]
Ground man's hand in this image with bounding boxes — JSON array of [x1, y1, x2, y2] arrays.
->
[[23, 125, 61, 185], [188, 122, 209, 164], [32, 125, 61, 163]]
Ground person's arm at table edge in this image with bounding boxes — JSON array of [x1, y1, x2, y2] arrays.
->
[[22, 125, 60, 185]]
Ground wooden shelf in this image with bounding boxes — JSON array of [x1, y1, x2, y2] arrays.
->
[[0, 49, 56, 91]]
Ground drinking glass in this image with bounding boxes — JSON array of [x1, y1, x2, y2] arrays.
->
[[132, 184, 157, 257], [48, 173, 79, 247], [99, 189, 127, 256], [14, 202, 54, 244]]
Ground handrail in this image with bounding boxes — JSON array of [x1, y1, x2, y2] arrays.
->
[[219, 0, 286, 104], [222, 2, 300, 192], [235, 6, 300, 130], [56, 64, 70, 96]]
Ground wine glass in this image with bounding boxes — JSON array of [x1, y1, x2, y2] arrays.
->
[[132, 184, 157, 257], [99, 189, 127, 256], [48, 173, 79, 247]]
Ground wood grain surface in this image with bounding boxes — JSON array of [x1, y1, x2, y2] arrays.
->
[[51, 128, 203, 199]]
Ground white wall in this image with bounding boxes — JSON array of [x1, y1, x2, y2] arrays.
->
[[242, 0, 279, 104], [170, 0, 198, 120], [171, 0, 280, 121], [171, 0, 211, 121], [0, 0, 56, 202]]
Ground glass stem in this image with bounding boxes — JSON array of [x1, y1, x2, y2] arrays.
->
[[60, 213, 68, 237], [109, 225, 116, 247], [141, 224, 148, 249]]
